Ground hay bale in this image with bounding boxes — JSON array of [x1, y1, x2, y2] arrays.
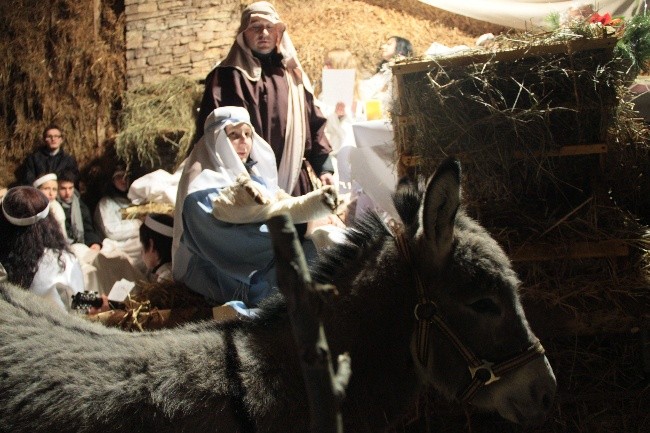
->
[[115, 76, 203, 173], [393, 35, 621, 183], [0, 0, 124, 187], [391, 20, 650, 339]]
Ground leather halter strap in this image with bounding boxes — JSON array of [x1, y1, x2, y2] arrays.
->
[[393, 230, 546, 403]]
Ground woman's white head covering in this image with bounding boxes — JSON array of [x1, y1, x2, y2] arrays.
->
[[172, 106, 280, 262], [190, 106, 279, 195], [32, 173, 57, 188]]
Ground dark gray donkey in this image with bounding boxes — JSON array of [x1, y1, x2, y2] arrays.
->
[[0, 158, 556, 432]]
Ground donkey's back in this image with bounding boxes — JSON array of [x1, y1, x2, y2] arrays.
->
[[0, 283, 307, 433]]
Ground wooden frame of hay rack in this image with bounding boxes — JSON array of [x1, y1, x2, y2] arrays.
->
[[390, 34, 650, 431]]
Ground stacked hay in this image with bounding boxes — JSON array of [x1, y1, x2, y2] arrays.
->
[[392, 14, 650, 433], [114, 75, 203, 176], [0, 0, 124, 187], [393, 22, 650, 332], [275, 0, 490, 93]]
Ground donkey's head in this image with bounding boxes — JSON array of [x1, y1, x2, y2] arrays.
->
[[396, 158, 556, 426]]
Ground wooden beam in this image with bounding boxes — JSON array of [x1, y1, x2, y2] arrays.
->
[[392, 37, 617, 76], [514, 143, 607, 158], [399, 144, 608, 166], [511, 240, 629, 262], [400, 155, 421, 167]]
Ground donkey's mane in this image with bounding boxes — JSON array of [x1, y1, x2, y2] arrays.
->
[[311, 179, 423, 285], [252, 209, 394, 324], [310, 211, 387, 283], [391, 177, 423, 228], [253, 194, 417, 324]]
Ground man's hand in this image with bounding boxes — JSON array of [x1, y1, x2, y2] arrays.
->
[[319, 172, 335, 186], [335, 102, 346, 117]]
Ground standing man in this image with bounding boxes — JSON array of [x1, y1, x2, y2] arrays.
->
[[21, 124, 79, 186], [195, 1, 334, 198]]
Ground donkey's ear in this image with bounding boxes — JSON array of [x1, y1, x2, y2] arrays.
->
[[418, 158, 461, 267]]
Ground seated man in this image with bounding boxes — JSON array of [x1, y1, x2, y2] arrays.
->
[[57, 170, 102, 251], [173, 106, 340, 309]]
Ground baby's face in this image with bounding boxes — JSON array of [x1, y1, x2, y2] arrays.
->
[[225, 123, 253, 162]]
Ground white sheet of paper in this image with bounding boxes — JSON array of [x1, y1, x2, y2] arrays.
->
[[321, 69, 355, 111], [107, 278, 136, 303]]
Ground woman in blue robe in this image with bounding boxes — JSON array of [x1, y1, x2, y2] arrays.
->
[[173, 106, 338, 308]]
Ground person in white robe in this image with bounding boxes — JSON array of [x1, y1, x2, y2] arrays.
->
[[94, 167, 143, 269], [0, 186, 84, 312], [359, 36, 413, 117]]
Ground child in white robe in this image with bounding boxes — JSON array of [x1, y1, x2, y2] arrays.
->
[[0, 186, 84, 312], [33, 172, 68, 240]]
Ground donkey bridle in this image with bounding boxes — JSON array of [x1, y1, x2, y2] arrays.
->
[[393, 230, 546, 403]]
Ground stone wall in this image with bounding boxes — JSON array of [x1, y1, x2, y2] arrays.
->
[[125, 0, 241, 88]]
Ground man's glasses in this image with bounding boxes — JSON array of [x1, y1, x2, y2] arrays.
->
[[46, 135, 62, 139]]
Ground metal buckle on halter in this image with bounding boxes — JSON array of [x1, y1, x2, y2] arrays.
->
[[469, 361, 501, 386], [413, 301, 437, 322]]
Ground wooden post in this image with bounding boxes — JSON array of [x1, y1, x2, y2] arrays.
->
[[267, 215, 351, 433], [93, 0, 101, 40]]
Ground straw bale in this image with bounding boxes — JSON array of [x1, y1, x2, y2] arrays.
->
[[390, 20, 650, 343], [0, 0, 125, 187], [120, 202, 175, 220], [115, 76, 202, 172]]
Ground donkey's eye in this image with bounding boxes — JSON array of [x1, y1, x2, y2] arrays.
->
[[468, 298, 501, 315]]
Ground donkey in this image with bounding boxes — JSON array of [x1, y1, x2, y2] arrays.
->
[[0, 158, 556, 433]]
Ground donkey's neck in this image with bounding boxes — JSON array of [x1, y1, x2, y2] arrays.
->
[[313, 223, 423, 430]]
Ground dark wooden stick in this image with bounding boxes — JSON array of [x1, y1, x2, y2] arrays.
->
[[267, 215, 351, 433]]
